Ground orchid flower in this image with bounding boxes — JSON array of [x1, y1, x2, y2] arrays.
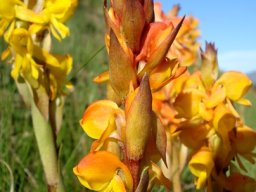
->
[[73, 151, 133, 192]]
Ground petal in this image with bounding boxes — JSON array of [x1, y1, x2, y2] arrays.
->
[[138, 17, 185, 78], [73, 151, 132, 191], [29, 24, 47, 34], [180, 124, 210, 149], [213, 104, 236, 136], [0, 21, 16, 42], [93, 71, 109, 83], [217, 71, 252, 101], [232, 126, 256, 154], [174, 91, 202, 119], [80, 100, 118, 139], [15, 6, 48, 24], [9, 28, 30, 55], [1, 47, 11, 60], [45, 0, 77, 22], [236, 97, 252, 106], [149, 162, 172, 190], [33, 45, 60, 68], [189, 147, 214, 189], [60, 0, 78, 22], [90, 115, 117, 152], [169, 71, 189, 98], [29, 55, 39, 80], [104, 175, 127, 192], [0, 19, 11, 37], [0, 0, 17, 19], [50, 17, 70, 40], [149, 58, 182, 91], [205, 83, 226, 108], [50, 24, 62, 41], [11, 54, 23, 79]]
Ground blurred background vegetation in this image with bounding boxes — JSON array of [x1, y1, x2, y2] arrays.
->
[[0, 1, 255, 191]]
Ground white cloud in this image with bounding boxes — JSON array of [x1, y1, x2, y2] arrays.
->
[[218, 50, 256, 74]]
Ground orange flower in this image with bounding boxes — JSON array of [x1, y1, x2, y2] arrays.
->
[[80, 100, 119, 139], [73, 151, 133, 191]]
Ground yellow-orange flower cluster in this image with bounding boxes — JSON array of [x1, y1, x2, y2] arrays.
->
[[76, 75, 172, 191], [153, 42, 256, 191], [73, 1, 256, 192], [0, 0, 77, 100], [74, 0, 193, 191]]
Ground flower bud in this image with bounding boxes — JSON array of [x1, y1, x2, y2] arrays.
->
[[201, 42, 218, 89], [125, 74, 152, 160], [121, 0, 145, 52], [109, 30, 137, 98]]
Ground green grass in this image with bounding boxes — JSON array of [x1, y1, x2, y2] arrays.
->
[[0, 1, 256, 191]]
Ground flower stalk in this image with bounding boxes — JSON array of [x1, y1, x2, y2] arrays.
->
[[31, 99, 64, 192], [73, 1, 256, 192]]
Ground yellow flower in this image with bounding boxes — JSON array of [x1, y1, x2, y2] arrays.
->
[[0, 0, 23, 36], [174, 91, 201, 119], [8, 28, 39, 81], [206, 71, 252, 107], [179, 124, 210, 149], [73, 151, 133, 192], [232, 125, 256, 154], [189, 147, 214, 189], [213, 104, 236, 138], [15, 0, 77, 40], [8, 28, 72, 99], [218, 71, 252, 103], [211, 104, 236, 168], [230, 125, 256, 165]]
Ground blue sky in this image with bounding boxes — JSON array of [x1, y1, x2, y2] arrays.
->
[[159, 0, 256, 73]]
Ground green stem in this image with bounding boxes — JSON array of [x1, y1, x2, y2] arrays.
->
[[31, 101, 65, 192]]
